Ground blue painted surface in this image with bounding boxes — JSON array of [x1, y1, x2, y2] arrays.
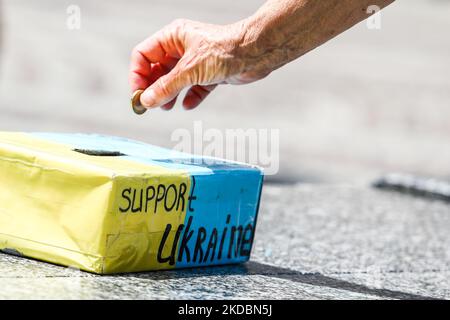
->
[[176, 172, 263, 267], [31, 132, 261, 175]]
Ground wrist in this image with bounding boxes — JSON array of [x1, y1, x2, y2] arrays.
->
[[227, 17, 269, 74]]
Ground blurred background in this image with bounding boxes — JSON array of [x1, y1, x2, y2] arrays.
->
[[0, 0, 449, 184]]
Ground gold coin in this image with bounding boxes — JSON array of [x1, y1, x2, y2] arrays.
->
[[131, 89, 147, 115]]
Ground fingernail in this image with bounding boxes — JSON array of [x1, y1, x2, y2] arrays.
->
[[141, 89, 157, 108]]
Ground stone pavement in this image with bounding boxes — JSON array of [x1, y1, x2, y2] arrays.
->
[[1, 185, 448, 300]]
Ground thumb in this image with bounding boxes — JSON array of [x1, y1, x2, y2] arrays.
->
[[140, 66, 192, 108]]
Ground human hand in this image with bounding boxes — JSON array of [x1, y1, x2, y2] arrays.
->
[[129, 0, 395, 112], [129, 19, 270, 111]]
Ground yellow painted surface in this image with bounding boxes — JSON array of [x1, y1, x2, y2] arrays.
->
[[0, 132, 190, 273]]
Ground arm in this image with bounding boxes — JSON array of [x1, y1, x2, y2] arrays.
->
[[129, 0, 395, 110]]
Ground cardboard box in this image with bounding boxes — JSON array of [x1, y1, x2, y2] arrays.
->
[[0, 132, 263, 273]]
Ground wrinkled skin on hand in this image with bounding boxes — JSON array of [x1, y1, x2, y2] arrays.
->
[[129, 19, 269, 110]]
